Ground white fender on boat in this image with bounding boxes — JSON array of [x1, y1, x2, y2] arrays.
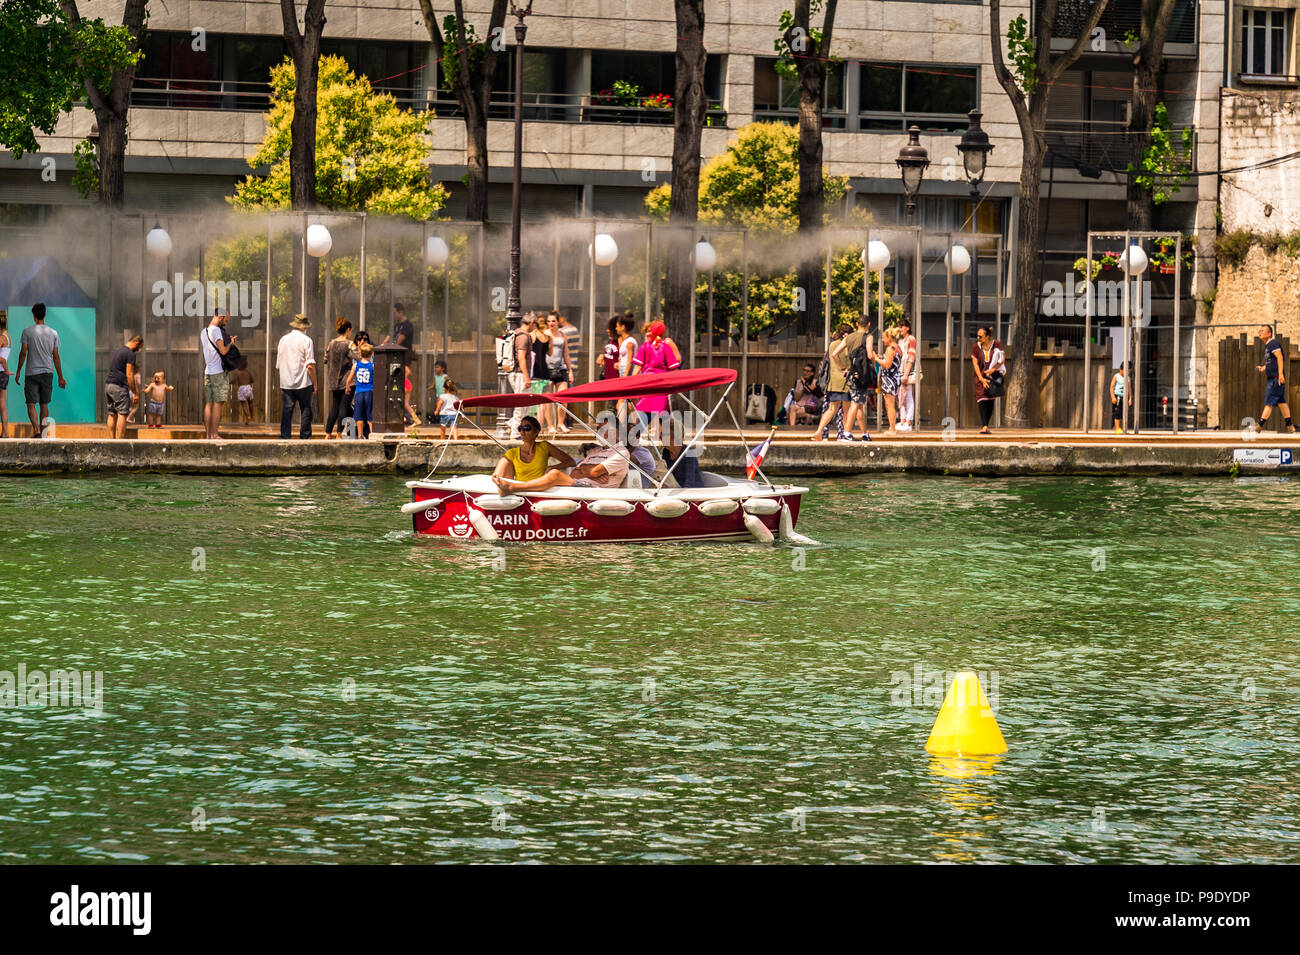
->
[[742, 497, 781, 516], [468, 508, 499, 540], [474, 494, 525, 511], [401, 498, 442, 514], [531, 499, 580, 517], [697, 499, 739, 517], [645, 498, 690, 519], [778, 502, 817, 545], [588, 499, 635, 517], [743, 512, 775, 544]]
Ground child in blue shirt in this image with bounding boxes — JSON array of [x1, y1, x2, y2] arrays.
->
[[345, 342, 375, 438]]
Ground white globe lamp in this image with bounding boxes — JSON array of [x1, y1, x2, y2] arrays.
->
[[864, 239, 891, 272], [306, 223, 333, 258], [423, 235, 450, 268], [693, 239, 717, 272], [589, 233, 619, 267], [145, 224, 172, 259], [1119, 244, 1148, 275], [945, 244, 971, 275]]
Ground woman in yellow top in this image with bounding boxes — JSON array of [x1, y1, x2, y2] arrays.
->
[[491, 415, 575, 485]]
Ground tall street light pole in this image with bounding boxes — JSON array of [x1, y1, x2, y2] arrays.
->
[[498, 0, 533, 437], [956, 109, 993, 336]]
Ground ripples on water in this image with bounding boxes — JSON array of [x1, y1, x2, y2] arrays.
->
[[0, 474, 1296, 863]]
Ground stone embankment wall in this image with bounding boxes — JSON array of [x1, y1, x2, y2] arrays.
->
[[1209, 88, 1300, 426]]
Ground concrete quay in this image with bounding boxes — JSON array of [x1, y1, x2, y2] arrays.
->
[[1, 431, 1296, 477]]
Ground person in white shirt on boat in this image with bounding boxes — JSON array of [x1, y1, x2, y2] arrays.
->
[[493, 417, 630, 493]]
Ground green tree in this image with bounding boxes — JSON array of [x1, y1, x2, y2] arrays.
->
[[233, 54, 447, 218], [646, 124, 895, 338], [418, 1, 507, 223], [0, 1, 143, 200], [277, 0, 326, 210], [776, 0, 838, 335], [1129, 102, 1193, 206], [989, 0, 1110, 427], [646, 122, 847, 229]]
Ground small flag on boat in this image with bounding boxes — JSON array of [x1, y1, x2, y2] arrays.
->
[[747, 428, 775, 480]]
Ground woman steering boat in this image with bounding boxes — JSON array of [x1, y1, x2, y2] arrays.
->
[[403, 368, 813, 545], [491, 415, 574, 487]]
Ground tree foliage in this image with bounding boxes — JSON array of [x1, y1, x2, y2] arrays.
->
[[645, 122, 847, 231], [0, 0, 141, 158], [773, 1, 830, 80], [645, 123, 896, 337], [1129, 102, 1193, 205], [233, 54, 446, 219], [1005, 14, 1037, 95]]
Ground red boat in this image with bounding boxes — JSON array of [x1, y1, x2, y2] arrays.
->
[[403, 368, 813, 545]]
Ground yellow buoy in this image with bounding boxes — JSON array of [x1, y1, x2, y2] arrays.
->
[[924, 671, 1007, 756]]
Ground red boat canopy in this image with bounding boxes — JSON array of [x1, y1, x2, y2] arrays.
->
[[460, 367, 737, 409]]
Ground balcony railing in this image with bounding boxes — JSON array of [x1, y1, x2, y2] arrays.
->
[[428, 90, 727, 126], [1039, 0, 1197, 49], [129, 78, 728, 127], [1043, 120, 1196, 175]]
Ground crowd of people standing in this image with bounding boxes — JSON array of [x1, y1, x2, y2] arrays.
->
[[6, 299, 1297, 442]]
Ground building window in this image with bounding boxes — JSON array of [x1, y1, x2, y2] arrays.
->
[[1242, 8, 1290, 77], [861, 62, 978, 131], [753, 57, 847, 128]]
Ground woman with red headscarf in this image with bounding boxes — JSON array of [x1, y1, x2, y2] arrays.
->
[[629, 320, 681, 440]]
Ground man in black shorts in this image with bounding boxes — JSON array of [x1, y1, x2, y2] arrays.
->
[[1256, 324, 1295, 433], [105, 333, 142, 438]]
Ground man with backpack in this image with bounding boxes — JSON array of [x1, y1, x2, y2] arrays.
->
[[200, 310, 238, 440], [842, 313, 873, 440], [505, 312, 536, 439], [811, 323, 859, 442]]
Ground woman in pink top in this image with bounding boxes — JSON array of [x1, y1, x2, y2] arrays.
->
[[629, 319, 681, 440]]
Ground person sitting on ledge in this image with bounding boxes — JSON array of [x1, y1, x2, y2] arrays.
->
[[494, 417, 628, 493], [491, 415, 575, 488]]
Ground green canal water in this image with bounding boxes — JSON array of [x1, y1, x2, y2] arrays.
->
[[0, 473, 1296, 864]]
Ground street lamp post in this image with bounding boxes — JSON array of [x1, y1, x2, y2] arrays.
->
[[895, 125, 930, 222], [956, 109, 993, 339], [498, 0, 534, 436]]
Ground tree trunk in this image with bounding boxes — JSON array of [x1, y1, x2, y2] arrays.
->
[[1125, 59, 1160, 233], [1126, 0, 1179, 231], [1004, 133, 1045, 428], [665, 0, 707, 348], [281, 0, 327, 211], [94, 107, 129, 208], [61, 0, 148, 207], [988, 0, 1111, 428], [464, 96, 490, 222], [419, 1, 508, 224], [795, 61, 825, 337]]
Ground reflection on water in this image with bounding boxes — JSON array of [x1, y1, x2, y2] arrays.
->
[[0, 474, 1297, 864], [928, 755, 1002, 863]]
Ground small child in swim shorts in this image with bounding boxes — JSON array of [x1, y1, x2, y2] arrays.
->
[[141, 371, 174, 428], [228, 358, 255, 424]]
